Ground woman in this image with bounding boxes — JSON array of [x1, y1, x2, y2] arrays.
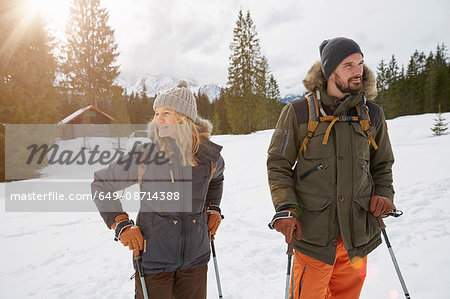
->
[[92, 80, 224, 299]]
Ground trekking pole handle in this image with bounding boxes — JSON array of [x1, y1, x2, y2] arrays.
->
[[286, 242, 294, 256], [385, 209, 403, 218], [134, 254, 144, 274], [378, 209, 404, 228]]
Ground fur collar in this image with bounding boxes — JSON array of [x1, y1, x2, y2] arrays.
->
[[195, 116, 213, 135], [302, 61, 378, 101]]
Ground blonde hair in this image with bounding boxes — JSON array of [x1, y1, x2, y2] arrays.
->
[[149, 111, 209, 166]]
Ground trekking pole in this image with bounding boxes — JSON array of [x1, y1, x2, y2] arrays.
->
[[285, 242, 294, 299], [378, 210, 411, 299], [210, 236, 223, 298], [135, 255, 149, 299]]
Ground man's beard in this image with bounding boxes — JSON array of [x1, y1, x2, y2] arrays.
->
[[334, 73, 363, 95]]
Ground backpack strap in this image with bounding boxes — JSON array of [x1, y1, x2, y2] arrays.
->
[[320, 114, 360, 145], [297, 93, 320, 159], [138, 143, 152, 187], [296, 93, 379, 158], [357, 102, 379, 150]]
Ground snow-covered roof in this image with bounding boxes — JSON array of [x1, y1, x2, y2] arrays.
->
[[58, 105, 116, 124]]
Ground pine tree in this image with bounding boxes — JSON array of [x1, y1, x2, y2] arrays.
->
[[424, 51, 438, 113], [386, 54, 399, 86], [212, 89, 231, 134], [0, 0, 61, 124], [434, 43, 450, 112], [61, 0, 120, 107], [266, 74, 283, 128], [0, 0, 61, 181], [384, 55, 403, 118], [226, 9, 263, 134], [126, 91, 138, 123], [196, 91, 213, 120], [375, 59, 388, 111], [139, 84, 152, 123], [109, 85, 130, 124], [255, 56, 269, 129], [432, 104, 448, 136], [405, 51, 423, 114], [376, 43, 449, 119]]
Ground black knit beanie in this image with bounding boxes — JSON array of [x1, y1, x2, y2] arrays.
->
[[319, 37, 363, 80]]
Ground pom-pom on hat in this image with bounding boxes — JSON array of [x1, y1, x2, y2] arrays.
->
[[153, 79, 197, 121]]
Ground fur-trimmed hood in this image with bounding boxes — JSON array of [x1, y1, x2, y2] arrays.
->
[[302, 61, 378, 101], [195, 116, 213, 135]]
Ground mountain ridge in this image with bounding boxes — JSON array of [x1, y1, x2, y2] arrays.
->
[[115, 74, 222, 102]]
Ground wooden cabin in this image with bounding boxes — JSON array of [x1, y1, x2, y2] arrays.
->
[[58, 105, 116, 139]]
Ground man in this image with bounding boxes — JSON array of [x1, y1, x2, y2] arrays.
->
[[267, 37, 395, 299]]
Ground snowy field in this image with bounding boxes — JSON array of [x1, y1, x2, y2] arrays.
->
[[1, 112, 449, 298]]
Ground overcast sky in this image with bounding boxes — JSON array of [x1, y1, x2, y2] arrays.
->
[[75, 0, 450, 96]]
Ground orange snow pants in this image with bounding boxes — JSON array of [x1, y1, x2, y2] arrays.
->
[[289, 237, 367, 299]]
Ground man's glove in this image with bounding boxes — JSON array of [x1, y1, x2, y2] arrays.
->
[[369, 195, 395, 217], [269, 210, 302, 244], [111, 214, 144, 256], [207, 205, 222, 239]]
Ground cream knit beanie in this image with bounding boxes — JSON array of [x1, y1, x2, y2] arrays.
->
[[153, 80, 197, 120]]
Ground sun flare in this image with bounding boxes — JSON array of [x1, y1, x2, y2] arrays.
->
[[26, 0, 72, 29]]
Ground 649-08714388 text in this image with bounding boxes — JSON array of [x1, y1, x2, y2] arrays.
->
[[96, 191, 180, 201], [9, 191, 180, 201]]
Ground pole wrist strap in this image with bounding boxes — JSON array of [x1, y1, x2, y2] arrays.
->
[[114, 219, 134, 241], [268, 211, 300, 230]]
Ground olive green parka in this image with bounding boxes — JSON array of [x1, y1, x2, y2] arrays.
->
[[267, 61, 395, 265]]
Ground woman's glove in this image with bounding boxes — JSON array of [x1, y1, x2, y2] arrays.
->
[[111, 214, 144, 256], [207, 205, 222, 239]]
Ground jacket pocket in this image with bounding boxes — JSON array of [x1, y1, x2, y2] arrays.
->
[[302, 124, 333, 159], [298, 196, 331, 247], [298, 163, 329, 181], [268, 128, 290, 156], [185, 213, 210, 262], [142, 213, 182, 266], [351, 196, 379, 247], [351, 123, 371, 153], [296, 124, 333, 192], [191, 165, 210, 213]]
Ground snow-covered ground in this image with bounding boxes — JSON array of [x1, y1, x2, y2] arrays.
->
[[1, 112, 449, 298]]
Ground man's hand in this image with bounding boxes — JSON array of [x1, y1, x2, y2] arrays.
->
[[274, 216, 302, 244], [370, 195, 395, 217]]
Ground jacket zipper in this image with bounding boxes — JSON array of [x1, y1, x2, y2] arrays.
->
[[177, 214, 186, 271], [168, 157, 184, 270], [362, 164, 375, 196], [299, 163, 324, 180]]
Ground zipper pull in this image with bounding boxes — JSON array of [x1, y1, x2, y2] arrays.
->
[[362, 165, 370, 176]]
